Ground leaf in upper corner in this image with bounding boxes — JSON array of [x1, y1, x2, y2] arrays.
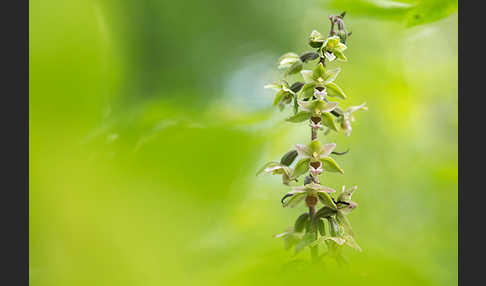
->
[[326, 0, 457, 27], [326, 0, 414, 22], [405, 0, 458, 27]]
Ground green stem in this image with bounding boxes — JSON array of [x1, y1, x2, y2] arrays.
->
[[308, 206, 319, 263]]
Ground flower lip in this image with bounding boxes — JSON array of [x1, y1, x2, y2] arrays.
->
[[310, 161, 322, 169], [310, 116, 322, 124]]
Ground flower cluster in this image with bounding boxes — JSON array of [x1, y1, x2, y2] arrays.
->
[[258, 12, 367, 263]]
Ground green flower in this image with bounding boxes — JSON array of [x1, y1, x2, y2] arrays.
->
[[292, 139, 344, 179], [300, 63, 346, 100], [308, 30, 325, 48], [264, 80, 296, 111], [319, 35, 347, 62], [335, 103, 368, 136], [335, 185, 359, 236], [281, 183, 336, 208], [277, 52, 303, 75], [256, 161, 292, 185]]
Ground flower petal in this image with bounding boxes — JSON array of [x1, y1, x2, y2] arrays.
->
[[323, 67, 341, 84], [319, 143, 337, 157], [346, 102, 368, 114], [323, 51, 336, 62], [264, 82, 281, 90], [295, 144, 312, 157], [300, 70, 314, 83]]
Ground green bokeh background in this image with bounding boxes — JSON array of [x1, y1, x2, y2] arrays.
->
[[29, 0, 457, 285]]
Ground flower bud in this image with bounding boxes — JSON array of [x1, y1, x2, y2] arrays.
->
[[299, 51, 320, 62], [308, 30, 324, 48], [294, 213, 310, 232], [280, 150, 298, 166], [317, 218, 326, 236]]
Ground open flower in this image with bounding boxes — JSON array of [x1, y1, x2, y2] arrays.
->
[[281, 183, 336, 208], [308, 30, 326, 48], [264, 80, 296, 111], [337, 185, 357, 202], [297, 97, 338, 115], [277, 52, 304, 76], [320, 35, 347, 62], [309, 160, 323, 176], [300, 63, 346, 100], [335, 103, 368, 136], [256, 161, 292, 185], [292, 139, 344, 179], [309, 116, 324, 130], [333, 185, 359, 236]]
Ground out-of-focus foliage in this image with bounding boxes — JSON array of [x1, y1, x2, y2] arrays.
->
[[29, 0, 457, 286], [326, 0, 458, 27]]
